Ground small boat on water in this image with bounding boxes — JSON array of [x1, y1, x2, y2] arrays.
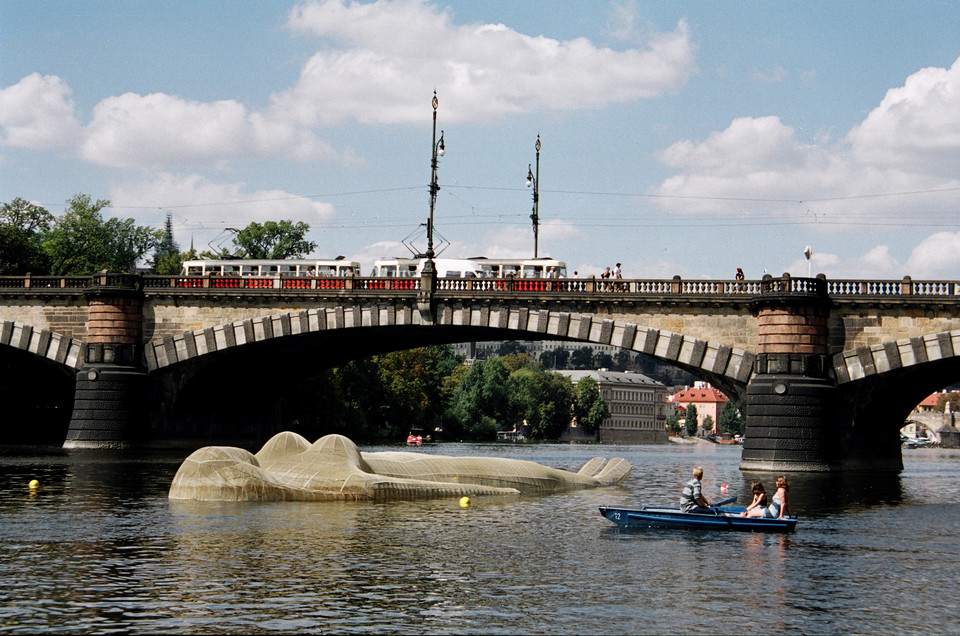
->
[[599, 505, 798, 533]]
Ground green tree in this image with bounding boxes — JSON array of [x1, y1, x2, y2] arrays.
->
[[454, 358, 511, 436], [508, 367, 573, 440], [667, 412, 683, 435], [496, 340, 527, 357], [684, 403, 699, 436], [573, 375, 609, 434], [376, 347, 447, 434], [718, 400, 745, 436], [233, 220, 317, 259], [702, 414, 715, 436], [501, 352, 535, 373], [0, 197, 54, 274], [42, 194, 163, 274], [935, 392, 960, 413], [614, 349, 633, 371], [571, 346, 593, 369]]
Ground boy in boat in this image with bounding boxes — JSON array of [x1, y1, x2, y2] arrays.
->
[[680, 466, 713, 513]]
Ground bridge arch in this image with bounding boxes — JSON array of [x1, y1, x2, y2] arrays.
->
[[834, 329, 960, 386], [0, 320, 81, 444], [0, 320, 84, 371], [145, 304, 756, 400], [828, 329, 960, 465]]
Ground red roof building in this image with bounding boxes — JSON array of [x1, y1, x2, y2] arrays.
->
[[667, 382, 729, 435]]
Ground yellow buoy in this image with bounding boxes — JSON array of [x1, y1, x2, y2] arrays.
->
[[459, 496, 470, 507], [28, 479, 39, 489]]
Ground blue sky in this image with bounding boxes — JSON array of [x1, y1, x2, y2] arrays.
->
[[2, 0, 959, 280]]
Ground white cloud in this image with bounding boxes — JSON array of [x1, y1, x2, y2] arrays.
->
[[651, 56, 960, 226], [110, 173, 337, 253], [905, 231, 960, 278], [0, 73, 81, 149], [279, 0, 696, 124], [846, 57, 960, 177], [79, 92, 341, 169], [4, 1, 695, 172]]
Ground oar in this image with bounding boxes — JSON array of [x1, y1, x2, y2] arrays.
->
[[712, 496, 737, 508]]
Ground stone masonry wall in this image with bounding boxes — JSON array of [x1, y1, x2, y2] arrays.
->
[[0, 299, 88, 341]]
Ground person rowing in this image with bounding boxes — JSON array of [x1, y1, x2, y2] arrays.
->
[[680, 466, 713, 514]]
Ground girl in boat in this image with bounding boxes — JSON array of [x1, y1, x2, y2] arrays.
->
[[767, 475, 790, 519], [740, 481, 768, 517]]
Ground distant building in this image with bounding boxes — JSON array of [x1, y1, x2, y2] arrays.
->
[[452, 340, 620, 361], [558, 370, 669, 444], [667, 382, 729, 435], [914, 392, 942, 413]]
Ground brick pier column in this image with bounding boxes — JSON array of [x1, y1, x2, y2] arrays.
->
[[740, 274, 842, 471], [63, 274, 147, 448]]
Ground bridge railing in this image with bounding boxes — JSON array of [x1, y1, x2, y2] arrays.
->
[[4, 273, 960, 300], [142, 275, 369, 291], [825, 278, 959, 297], [0, 274, 139, 290]]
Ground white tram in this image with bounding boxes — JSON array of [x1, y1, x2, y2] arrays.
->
[[369, 257, 484, 279], [181, 258, 361, 277], [470, 257, 567, 279]]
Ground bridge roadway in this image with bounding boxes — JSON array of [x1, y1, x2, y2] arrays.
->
[[3, 270, 960, 471]]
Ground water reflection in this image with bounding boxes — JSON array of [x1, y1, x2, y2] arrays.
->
[[2, 444, 959, 634]]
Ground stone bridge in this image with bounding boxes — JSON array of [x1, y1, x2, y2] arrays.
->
[[3, 270, 960, 472]]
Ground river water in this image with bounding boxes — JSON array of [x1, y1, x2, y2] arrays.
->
[[1, 440, 958, 635]]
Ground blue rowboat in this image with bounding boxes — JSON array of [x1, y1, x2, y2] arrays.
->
[[599, 505, 798, 533]]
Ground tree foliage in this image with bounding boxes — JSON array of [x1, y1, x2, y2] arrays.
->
[[508, 367, 573, 440], [718, 400, 745, 435], [232, 220, 317, 259], [684, 403, 699, 436], [667, 412, 683, 435], [571, 346, 593, 369], [0, 198, 53, 274], [42, 194, 163, 274], [573, 375, 609, 434], [454, 358, 512, 438], [935, 392, 960, 413]]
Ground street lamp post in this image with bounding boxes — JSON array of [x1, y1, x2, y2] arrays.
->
[[526, 135, 541, 258], [804, 245, 812, 278], [425, 91, 445, 269]]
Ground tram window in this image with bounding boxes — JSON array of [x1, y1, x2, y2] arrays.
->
[[380, 265, 397, 277], [187, 265, 203, 275], [241, 265, 259, 276], [315, 266, 333, 276], [523, 266, 543, 278], [278, 265, 295, 275], [224, 265, 241, 276]]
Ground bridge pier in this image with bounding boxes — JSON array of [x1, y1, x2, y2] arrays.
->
[[63, 276, 147, 449], [741, 275, 847, 471], [741, 365, 842, 471]]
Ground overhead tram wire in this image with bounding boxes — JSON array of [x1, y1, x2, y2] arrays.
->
[[82, 183, 960, 213], [90, 183, 960, 234]]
